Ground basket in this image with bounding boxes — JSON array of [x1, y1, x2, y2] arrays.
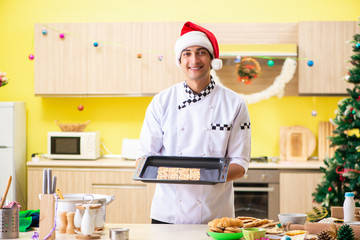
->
[[55, 120, 90, 132], [0, 208, 19, 239]]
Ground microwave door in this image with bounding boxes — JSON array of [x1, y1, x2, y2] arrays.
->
[[51, 137, 81, 155]]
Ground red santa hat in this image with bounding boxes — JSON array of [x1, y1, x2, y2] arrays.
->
[[175, 21, 223, 70]]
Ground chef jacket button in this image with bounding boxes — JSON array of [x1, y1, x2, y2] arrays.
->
[[202, 153, 206, 156], [179, 152, 183, 156], [180, 127, 184, 131], [197, 200, 201, 204], [208, 105, 212, 109]]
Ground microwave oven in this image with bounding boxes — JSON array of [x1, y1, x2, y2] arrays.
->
[[47, 132, 100, 160]]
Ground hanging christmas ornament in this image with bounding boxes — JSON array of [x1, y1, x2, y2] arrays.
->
[[328, 186, 332, 192], [59, 33, 65, 39], [356, 43, 360, 49], [311, 97, 317, 117], [357, 96, 360, 101], [93, 42, 99, 47], [137, 53, 142, 59], [267, 59, 274, 67], [307, 60, 314, 67], [236, 57, 261, 84], [42, 29, 47, 35], [158, 54, 163, 61], [234, 55, 241, 63], [78, 104, 84, 111], [29, 54, 34, 60]]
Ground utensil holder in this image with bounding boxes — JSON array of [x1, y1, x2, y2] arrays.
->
[[39, 194, 56, 240], [0, 208, 19, 239]]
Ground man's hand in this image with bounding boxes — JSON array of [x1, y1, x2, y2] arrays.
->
[[226, 164, 245, 182]]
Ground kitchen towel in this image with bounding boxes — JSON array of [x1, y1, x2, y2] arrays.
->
[[19, 209, 40, 232]]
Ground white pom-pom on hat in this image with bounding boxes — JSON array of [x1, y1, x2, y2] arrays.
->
[[175, 21, 222, 70]]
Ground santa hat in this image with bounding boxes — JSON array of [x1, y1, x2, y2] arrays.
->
[[175, 21, 223, 70]]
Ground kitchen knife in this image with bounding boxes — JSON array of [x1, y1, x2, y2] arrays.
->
[[43, 169, 48, 194], [47, 169, 52, 194], [51, 175, 57, 194]]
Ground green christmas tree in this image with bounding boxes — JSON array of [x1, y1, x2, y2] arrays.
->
[[313, 32, 360, 212]]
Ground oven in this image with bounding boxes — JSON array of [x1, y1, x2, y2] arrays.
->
[[233, 169, 279, 220]]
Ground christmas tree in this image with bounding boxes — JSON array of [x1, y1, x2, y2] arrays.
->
[[313, 31, 360, 212]]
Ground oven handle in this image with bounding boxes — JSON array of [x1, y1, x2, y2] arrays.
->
[[233, 187, 274, 192]]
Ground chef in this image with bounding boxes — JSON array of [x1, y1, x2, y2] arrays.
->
[[137, 21, 251, 224]]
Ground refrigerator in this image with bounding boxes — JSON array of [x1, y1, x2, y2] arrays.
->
[[0, 102, 26, 209]]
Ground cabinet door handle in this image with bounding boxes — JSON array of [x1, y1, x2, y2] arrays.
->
[[91, 184, 146, 189], [233, 187, 274, 192]]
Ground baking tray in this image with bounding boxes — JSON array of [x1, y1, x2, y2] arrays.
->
[[132, 155, 230, 185]]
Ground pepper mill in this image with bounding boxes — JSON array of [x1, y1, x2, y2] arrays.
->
[[66, 212, 76, 234], [58, 211, 68, 233]]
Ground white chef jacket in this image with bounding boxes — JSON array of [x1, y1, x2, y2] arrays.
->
[[138, 77, 251, 224]]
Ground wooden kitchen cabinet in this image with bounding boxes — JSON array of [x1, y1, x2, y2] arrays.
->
[[34, 22, 184, 96], [279, 169, 323, 213], [27, 166, 155, 223], [298, 21, 358, 95]]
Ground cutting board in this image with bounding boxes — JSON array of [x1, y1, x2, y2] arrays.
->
[[318, 121, 335, 161], [280, 126, 316, 161]]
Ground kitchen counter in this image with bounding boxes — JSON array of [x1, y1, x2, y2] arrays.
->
[[27, 157, 325, 170], [15, 224, 210, 240]]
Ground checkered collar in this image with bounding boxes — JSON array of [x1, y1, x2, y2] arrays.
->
[[178, 77, 216, 110]]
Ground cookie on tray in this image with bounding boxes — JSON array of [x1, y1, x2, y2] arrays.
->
[[189, 168, 200, 180], [168, 167, 180, 174], [168, 173, 179, 180], [179, 173, 190, 180], [156, 172, 168, 180], [179, 168, 190, 175], [158, 167, 169, 173]]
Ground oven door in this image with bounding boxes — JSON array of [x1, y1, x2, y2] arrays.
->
[[233, 182, 279, 220]]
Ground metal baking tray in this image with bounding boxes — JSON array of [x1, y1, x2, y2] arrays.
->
[[132, 155, 230, 185]]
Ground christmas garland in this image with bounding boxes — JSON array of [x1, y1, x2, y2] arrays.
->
[[212, 58, 297, 104]]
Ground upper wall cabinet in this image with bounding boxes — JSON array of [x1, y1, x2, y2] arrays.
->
[[298, 21, 358, 95], [34, 22, 184, 96], [34, 21, 358, 96]]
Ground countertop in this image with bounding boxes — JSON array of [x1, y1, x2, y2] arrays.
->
[[14, 224, 210, 240], [27, 157, 325, 170]]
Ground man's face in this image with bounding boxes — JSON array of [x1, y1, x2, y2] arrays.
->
[[179, 46, 212, 82]]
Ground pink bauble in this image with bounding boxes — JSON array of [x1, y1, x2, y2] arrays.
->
[[59, 33, 65, 39], [29, 54, 35, 60]]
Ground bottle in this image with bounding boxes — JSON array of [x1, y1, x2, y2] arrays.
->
[[343, 192, 355, 223]]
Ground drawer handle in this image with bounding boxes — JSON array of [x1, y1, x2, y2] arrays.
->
[[91, 184, 146, 189], [233, 187, 274, 192]]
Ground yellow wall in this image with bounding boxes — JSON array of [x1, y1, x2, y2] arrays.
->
[[0, 0, 359, 159]]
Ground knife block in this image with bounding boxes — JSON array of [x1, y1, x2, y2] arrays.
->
[[39, 194, 56, 240]]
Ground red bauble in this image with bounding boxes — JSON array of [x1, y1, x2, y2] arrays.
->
[[328, 187, 332, 192], [78, 104, 84, 111], [340, 176, 345, 182]]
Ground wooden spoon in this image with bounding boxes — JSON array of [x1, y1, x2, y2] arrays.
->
[[0, 176, 12, 208]]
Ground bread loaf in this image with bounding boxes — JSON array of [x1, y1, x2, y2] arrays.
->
[[208, 217, 243, 228]]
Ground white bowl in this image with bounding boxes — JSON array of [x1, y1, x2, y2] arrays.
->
[[278, 213, 307, 225]]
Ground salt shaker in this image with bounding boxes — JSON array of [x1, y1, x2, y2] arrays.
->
[[74, 205, 84, 230], [94, 208, 105, 230], [343, 192, 355, 223]]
